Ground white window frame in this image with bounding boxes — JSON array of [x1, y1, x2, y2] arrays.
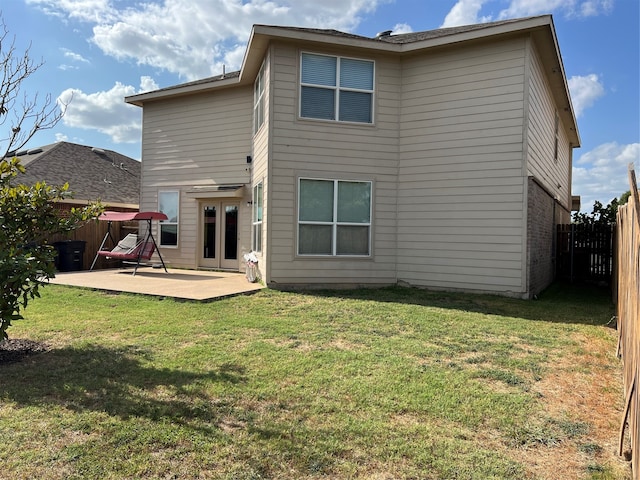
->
[[158, 190, 179, 247], [297, 178, 372, 257], [252, 182, 263, 252], [299, 52, 374, 124], [254, 61, 266, 133]]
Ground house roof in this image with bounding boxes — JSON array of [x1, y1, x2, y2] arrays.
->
[[8, 142, 140, 206], [125, 15, 579, 146]]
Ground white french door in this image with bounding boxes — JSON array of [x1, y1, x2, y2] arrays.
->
[[200, 201, 239, 269]]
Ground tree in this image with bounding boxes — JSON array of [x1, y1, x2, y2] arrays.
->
[[0, 17, 102, 339], [571, 191, 631, 226]]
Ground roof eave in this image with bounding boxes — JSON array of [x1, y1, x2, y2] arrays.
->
[[124, 74, 242, 106]]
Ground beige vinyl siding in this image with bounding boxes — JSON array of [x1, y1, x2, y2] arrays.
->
[[396, 38, 528, 295], [140, 87, 253, 269], [267, 42, 399, 286], [526, 40, 572, 211], [252, 52, 271, 281]]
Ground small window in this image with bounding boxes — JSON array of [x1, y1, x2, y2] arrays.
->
[[158, 191, 179, 247], [300, 53, 374, 124], [252, 182, 263, 252], [254, 61, 265, 133], [298, 178, 371, 256]]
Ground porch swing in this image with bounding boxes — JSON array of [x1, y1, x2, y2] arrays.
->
[[90, 211, 169, 276]]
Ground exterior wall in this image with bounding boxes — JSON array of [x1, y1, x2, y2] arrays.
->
[[139, 87, 253, 270], [266, 41, 400, 287], [526, 177, 555, 297], [396, 38, 529, 296], [523, 38, 576, 294], [525, 39, 573, 213], [252, 51, 271, 282]]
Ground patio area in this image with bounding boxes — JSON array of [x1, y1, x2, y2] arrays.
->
[[49, 267, 264, 301]]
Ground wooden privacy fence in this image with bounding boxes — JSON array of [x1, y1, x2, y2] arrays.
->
[[50, 203, 138, 270], [557, 223, 615, 283], [615, 165, 640, 476]]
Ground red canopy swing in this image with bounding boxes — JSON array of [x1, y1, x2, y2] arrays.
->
[[90, 211, 168, 275]]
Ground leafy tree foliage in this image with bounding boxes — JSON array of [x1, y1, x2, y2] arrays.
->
[[0, 17, 102, 339], [571, 191, 630, 226]]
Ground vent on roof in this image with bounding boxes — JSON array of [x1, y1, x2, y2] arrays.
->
[[92, 147, 106, 154], [375, 30, 393, 39], [16, 150, 28, 156], [27, 148, 42, 155]]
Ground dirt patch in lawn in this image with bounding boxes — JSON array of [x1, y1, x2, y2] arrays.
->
[[516, 329, 632, 479], [0, 338, 50, 365]]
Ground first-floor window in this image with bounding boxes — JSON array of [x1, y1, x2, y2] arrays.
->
[[298, 178, 371, 256], [252, 182, 263, 252], [158, 190, 179, 247]]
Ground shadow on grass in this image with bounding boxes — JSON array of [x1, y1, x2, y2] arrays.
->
[[0, 344, 247, 433], [300, 281, 616, 326]]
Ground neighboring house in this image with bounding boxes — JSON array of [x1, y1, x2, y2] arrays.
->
[[9, 141, 141, 269], [125, 15, 580, 298], [12, 141, 140, 207]]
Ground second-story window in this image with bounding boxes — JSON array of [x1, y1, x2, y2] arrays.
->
[[300, 53, 374, 124], [254, 61, 265, 133]]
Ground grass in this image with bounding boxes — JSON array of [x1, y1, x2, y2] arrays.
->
[[0, 282, 630, 479]]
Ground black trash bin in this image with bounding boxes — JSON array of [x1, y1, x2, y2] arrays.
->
[[53, 240, 86, 272]]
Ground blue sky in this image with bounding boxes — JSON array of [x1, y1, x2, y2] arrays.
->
[[2, 0, 638, 212]]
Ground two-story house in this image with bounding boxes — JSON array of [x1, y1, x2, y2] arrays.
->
[[125, 15, 580, 298]]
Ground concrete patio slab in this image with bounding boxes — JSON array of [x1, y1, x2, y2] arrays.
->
[[49, 268, 264, 301]]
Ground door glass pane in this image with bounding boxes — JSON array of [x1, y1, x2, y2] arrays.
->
[[299, 179, 333, 222], [224, 205, 238, 260], [203, 206, 216, 259]]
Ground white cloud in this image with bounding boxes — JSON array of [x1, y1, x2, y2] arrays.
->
[[568, 74, 605, 118], [28, 0, 387, 81], [440, 0, 615, 27], [441, 0, 490, 27], [56, 77, 155, 143], [392, 23, 413, 35], [61, 48, 90, 63], [573, 142, 640, 211], [497, 0, 614, 19]]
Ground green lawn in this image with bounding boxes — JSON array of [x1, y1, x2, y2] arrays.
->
[[0, 283, 630, 479]]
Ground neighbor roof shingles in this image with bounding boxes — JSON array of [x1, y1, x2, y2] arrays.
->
[[14, 142, 140, 205]]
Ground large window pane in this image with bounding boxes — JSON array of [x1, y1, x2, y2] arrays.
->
[[339, 91, 372, 123], [337, 181, 371, 223], [158, 191, 178, 223], [340, 58, 374, 90], [299, 224, 332, 255], [336, 226, 369, 255], [301, 86, 335, 120], [299, 179, 334, 222], [301, 53, 336, 86]]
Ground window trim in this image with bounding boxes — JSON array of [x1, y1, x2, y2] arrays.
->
[[252, 182, 263, 253], [297, 177, 372, 257], [158, 190, 179, 248], [299, 52, 375, 124]]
